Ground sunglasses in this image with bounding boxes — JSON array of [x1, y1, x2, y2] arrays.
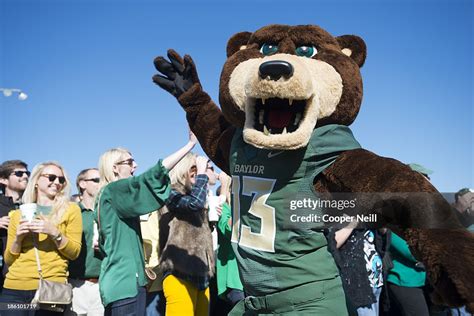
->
[[84, 178, 100, 183], [11, 170, 31, 178], [41, 174, 66, 184], [115, 158, 135, 167]]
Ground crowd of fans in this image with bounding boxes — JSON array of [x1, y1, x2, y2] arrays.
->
[[0, 132, 472, 316]]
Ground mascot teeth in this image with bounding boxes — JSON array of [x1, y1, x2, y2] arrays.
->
[[294, 113, 301, 125], [263, 125, 270, 135], [252, 97, 306, 135]]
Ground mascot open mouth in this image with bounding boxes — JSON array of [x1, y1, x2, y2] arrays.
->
[[252, 97, 307, 135], [243, 94, 317, 150]]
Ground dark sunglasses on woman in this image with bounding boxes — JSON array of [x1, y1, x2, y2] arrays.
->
[[115, 158, 135, 167], [41, 174, 66, 184]]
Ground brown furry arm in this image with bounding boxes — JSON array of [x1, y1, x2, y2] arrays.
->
[[318, 148, 474, 311], [178, 84, 235, 174], [319, 149, 461, 229]]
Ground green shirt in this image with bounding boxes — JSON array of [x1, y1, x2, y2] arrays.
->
[[216, 202, 243, 297], [68, 203, 102, 279], [36, 205, 52, 216], [387, 232, 426, 287], [230, 124, 361, 296], [97, 161, 171, 306]]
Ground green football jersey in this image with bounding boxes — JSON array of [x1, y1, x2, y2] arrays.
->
[[229, 124, 361, 296]]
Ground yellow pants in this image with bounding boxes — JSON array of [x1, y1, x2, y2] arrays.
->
[[163, 274, 210, 316]]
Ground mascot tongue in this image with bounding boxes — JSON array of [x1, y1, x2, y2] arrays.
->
[[268, 110, 293, 129]]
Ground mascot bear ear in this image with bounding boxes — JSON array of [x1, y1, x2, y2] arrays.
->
[[226, 31, 252, 57], [336, 35, 367, 68]]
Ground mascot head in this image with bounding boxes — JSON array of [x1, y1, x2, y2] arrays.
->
[[219, 24, 366, 150]]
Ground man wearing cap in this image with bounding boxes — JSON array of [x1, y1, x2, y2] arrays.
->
[[406, 163, 433, 180], [0, 160, 29, 292]]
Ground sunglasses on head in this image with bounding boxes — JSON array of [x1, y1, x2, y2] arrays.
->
[[41, 174, 66, 184], [11, 170, 31, 178], [84, 177, 100, 183], [115, 158, 135, 167]]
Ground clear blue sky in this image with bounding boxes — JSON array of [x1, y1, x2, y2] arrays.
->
[[1, 0, 472, 194]]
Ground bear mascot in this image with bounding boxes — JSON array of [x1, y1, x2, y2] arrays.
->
[[153, 24, 473, 314]]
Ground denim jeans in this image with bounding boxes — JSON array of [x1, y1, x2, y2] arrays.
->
[[145, 291, 165, 316], [226, 289, 245, 307], [356, 286, 382, 316], [450, 306, 471, 316], [0, 288, 63, 316], [105, 286, 147, 316]]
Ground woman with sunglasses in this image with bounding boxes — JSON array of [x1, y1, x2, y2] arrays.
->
[[96, 131, 197, 316], [0, 161, 82, 315]]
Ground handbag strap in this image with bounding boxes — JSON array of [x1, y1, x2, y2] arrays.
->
[[32, 235, 43, 279]]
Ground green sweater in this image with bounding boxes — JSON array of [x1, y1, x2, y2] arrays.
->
[[69, 203, 102, 279], [216, 203, 243, 297], [387, 232, 426, 287], [97, 161, 171, 306]]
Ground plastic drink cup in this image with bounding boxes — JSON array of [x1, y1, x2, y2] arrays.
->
[[20, 203, 37, 222], [208, 196, 221, 222]]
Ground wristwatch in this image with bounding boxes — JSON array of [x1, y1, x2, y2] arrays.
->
[[53, 232, 63, 243]]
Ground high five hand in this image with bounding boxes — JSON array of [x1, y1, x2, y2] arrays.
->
[[153, 49, 201, 98]]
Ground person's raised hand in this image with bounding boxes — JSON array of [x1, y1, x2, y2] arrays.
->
[[196, 156, 209, 175], [189, 128, 198, 146]]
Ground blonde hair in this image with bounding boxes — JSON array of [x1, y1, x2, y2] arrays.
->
[[98, 148, 131, 188], [169, 152, 196, 194], [22, 161, 71, 225]]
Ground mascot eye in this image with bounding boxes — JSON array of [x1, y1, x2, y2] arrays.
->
[[260, 44, 279, 56], [295, 45, 317, 57]]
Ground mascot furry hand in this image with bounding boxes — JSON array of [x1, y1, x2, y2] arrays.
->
[[153, 24, 473, 312]]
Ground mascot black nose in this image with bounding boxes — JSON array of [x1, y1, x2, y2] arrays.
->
[[259, 60, 294, 80]]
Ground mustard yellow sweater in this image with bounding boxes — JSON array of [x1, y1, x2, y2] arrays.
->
[[4, 203, 82, 290]]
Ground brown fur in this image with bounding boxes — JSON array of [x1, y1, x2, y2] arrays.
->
[[226, 31, 252, 57], [219, 24, 366, 129], [158, 205, 215, 279]]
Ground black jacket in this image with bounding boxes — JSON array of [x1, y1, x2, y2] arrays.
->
[[327, 228, 388, 309], [0, 194, 19, 279]]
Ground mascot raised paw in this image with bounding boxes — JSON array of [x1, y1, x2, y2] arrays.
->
[[153, 24, 474, 315]]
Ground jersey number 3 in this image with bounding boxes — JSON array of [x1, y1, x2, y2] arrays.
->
[[231, 175, 276, 252]]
